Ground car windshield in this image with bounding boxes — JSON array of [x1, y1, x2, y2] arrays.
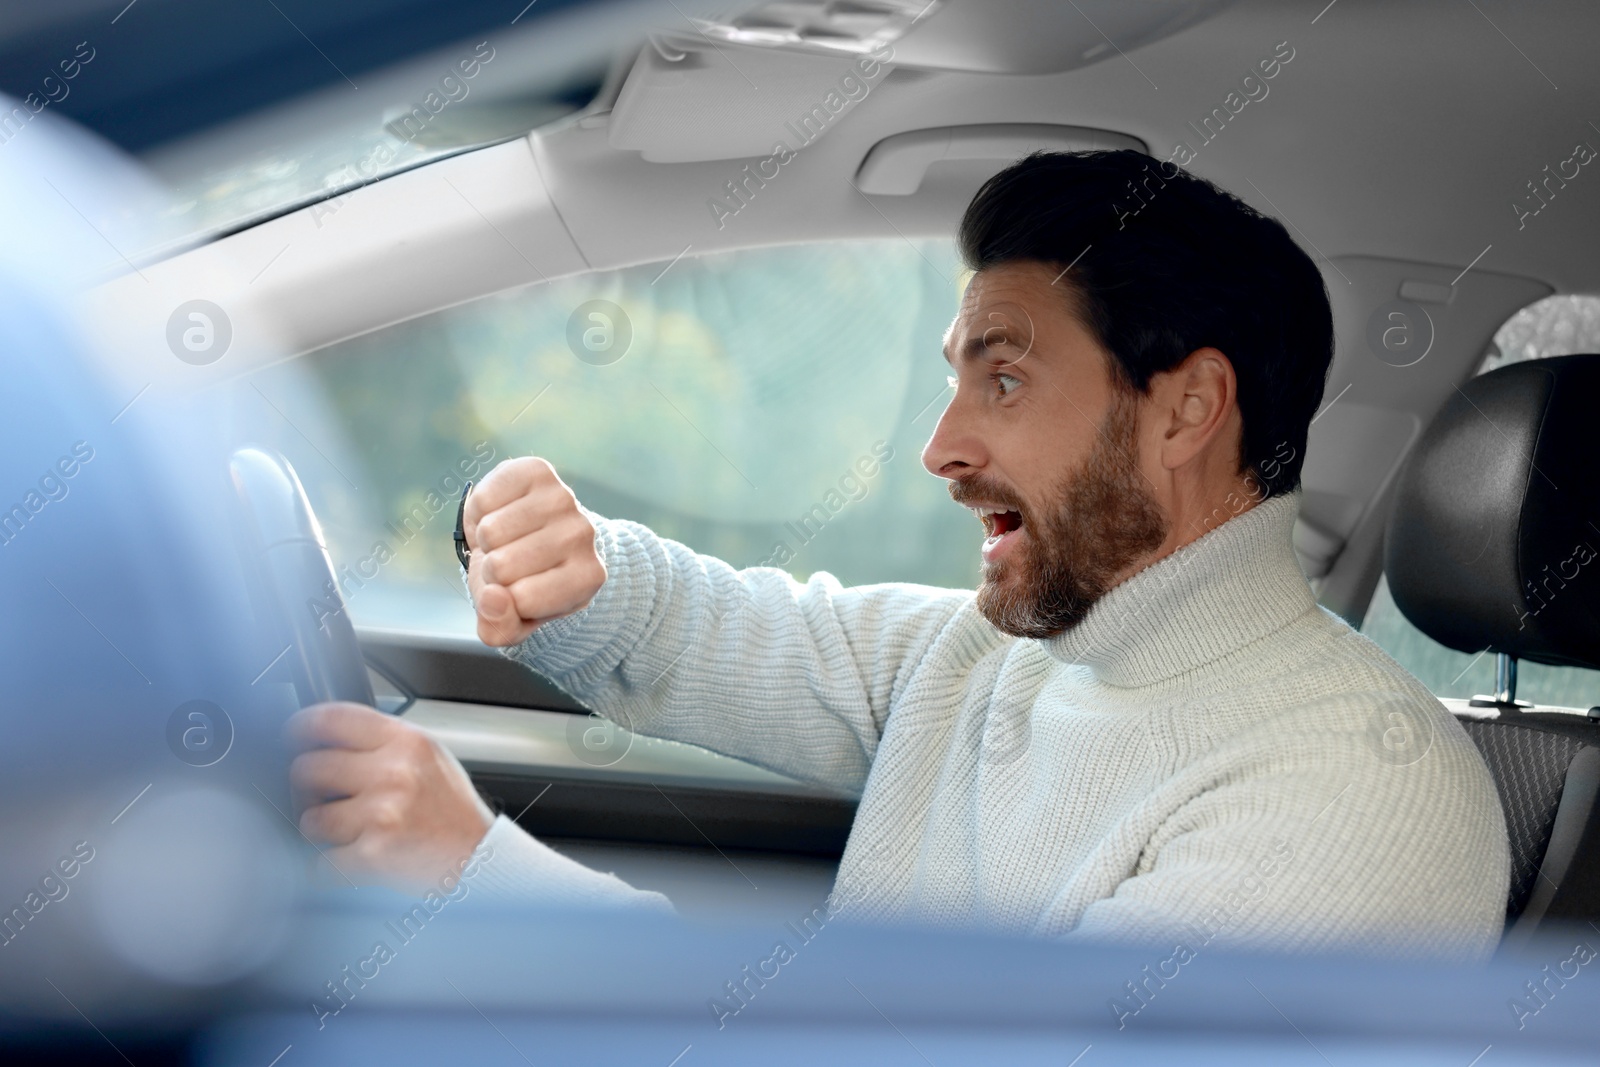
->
[[142, 83, 595, 251], [144, 117, 493, 252], [126, 41, 600, 254], [247, 238, 971, 635]]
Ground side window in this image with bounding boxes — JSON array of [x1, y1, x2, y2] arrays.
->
[[1359, 295, 1600, 708], [1479, 294, 1600, 375], [245, 239, 972, 636]]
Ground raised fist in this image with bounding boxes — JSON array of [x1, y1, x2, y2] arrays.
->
[[463, 457, 606, 647]]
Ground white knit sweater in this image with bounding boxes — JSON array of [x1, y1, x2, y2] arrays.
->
[[471, 492, 1509, 961]]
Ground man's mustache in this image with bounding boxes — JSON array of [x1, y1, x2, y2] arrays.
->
[[948, 476, 1029, 521]]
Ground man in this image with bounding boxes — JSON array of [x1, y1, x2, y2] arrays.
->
[[289, 151, 1509, 960]]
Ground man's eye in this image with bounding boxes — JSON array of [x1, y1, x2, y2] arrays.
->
[[992, 373, 1021, 397]]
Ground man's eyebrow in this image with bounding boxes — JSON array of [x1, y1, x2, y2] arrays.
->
[[942, 332, 1010, 366]]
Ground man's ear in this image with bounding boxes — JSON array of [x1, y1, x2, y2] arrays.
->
[[1150, 347, 1239, 472]]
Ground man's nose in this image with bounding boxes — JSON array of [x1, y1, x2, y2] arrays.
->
[[921, 390, 985, 480]]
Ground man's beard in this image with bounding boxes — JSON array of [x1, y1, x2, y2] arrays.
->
[[951, 389, 1170, 640]]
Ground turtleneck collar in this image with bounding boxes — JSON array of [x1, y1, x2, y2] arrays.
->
[[1040, 492, 1317, 688]]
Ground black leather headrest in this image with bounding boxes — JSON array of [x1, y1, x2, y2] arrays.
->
[[1385, 353, 1600, 670]]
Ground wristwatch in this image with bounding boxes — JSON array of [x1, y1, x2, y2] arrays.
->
[[453, 480, 473, 570]]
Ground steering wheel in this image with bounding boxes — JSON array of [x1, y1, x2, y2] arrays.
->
[[229, 447, 375, 708]]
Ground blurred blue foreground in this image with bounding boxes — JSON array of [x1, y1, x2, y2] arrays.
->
[[207, 902, 1600, 1066]]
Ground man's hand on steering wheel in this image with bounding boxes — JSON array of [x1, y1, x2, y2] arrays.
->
[[286, 702, 493, 890]]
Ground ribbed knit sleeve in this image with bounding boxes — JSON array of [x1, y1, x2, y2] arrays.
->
[[501, 516, 973, 796]]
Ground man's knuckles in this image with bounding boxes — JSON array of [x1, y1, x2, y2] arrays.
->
[[480, 456, 557, 505], [477, 488, 581, 556], [299, 782, 411, 846], [289, 700, 393, 750], [505, 573, 560, 621], [365, 727, 434, 795], [481, 516, 597, 595], [555, 559, 607, 616], [287, 751, 335, 796], [340, 833, 390, 871], [299, 802, 357, 846], [565, 511, 599, 556], [298, 723, 436, 798], [475, 503, 536, 554], [286, 703, 342, 748], [465, 457, 549, 532], [502, 455, 557, 483], [364, 793, 409, 833]]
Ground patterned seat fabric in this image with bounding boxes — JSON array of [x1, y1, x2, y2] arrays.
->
[[1459, 720, 1587, 915]]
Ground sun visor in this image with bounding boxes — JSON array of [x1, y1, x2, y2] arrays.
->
[[607, 38, 898, 163], [608, 0, 1238, 163], [675, 0, 1238, 75]]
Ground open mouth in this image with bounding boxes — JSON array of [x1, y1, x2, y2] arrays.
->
[[969, 505, 1025, 560]]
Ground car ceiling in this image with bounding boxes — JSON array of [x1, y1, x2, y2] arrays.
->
[[28, 0, 1599, 294], [571, 0, 1600, 293]]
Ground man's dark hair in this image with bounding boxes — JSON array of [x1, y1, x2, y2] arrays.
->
[[956, 149, 1334, 498]]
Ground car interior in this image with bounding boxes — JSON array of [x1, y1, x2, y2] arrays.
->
[[7, 11, 1600, 1054], [45, 0, 1599, 944]]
